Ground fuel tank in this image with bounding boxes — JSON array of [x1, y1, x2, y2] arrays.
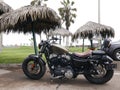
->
[[51, 44, 69, 54]]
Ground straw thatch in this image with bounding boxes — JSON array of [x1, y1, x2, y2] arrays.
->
[[0, 5, 61, 34], [0, 1, 13, 51], [72, 21, 115, 40], [48, 27, 72, 37], [0, 1, 13, 15]]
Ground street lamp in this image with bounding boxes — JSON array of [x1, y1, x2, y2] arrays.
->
[[98, 0, 100, 23]]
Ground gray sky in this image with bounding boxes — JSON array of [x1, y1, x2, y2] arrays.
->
[[3, 0, 120, 46]]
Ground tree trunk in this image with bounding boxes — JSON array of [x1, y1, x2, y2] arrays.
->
[[82, 38, 85, 52], [0, 33, 3, 52], [59, 35, 61, 44], [39, 33, 41, 41], [66, 26, 69, 46], [90, 39, 93, 48]]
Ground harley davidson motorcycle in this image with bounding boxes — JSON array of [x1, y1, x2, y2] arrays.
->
[[22, 37, 117, 84]]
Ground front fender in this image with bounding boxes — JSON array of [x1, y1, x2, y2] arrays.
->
[[28, 54, 46, 65]]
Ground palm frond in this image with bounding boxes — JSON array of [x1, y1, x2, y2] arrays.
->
[[71, 1, 74, 6]]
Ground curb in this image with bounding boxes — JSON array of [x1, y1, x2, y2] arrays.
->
[[0, 64, 22, 69]]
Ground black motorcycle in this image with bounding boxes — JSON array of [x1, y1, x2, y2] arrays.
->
[[22, 37, 117, 84]]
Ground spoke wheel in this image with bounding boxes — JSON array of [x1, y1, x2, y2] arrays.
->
[[84, 64, 114, 84], [27, 61, 41, 75], [22, 57, 46, 80], [91, 65, 107, 78]]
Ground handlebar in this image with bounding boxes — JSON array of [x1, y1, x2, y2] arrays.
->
[[51, 37, 61, 41], [39, 37, 61, 44], [45, 37, 61, 44]]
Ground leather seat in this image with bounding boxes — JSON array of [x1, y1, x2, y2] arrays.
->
[[74, 50, 92, 58], [92, 50, 105, 55]]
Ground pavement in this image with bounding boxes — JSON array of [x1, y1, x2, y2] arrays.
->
[[0, 65, 120, 90], [0, 69, 11, 75]]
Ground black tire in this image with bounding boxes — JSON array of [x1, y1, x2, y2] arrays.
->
[[113, 49, 120, 61], [84, 69, 114, 84], [22, 57, 46, 80]]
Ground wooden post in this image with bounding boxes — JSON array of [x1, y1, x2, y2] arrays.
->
[[82, 38, 84, 52], [32, 24, 38, 55]]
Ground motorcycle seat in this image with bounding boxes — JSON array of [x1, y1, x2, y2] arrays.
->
[[73, 50, 92, 58], [92, 50, 106, 55]]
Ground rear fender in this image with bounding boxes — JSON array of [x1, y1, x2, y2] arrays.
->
[[102, 55, 113, 63], [28, 54, 46, 65]]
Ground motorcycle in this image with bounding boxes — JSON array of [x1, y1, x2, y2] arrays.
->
[[22, 37, 117, 84]]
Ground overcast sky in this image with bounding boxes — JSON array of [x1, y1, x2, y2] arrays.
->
[[2, 0, 120, 46]]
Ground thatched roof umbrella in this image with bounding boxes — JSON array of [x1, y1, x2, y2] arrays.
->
[[48, 27, 72, 44], [72, 21, 115, 40], [0, 5, 61, 55], [72, 21, 115, 50], [48, 27, 72, 37], [0, 1, 13, 15], [0, 0, 13, 52]]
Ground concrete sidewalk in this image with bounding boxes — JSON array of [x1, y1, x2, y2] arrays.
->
[[0, 69, 11, 75], [0, 68, 120, 90]]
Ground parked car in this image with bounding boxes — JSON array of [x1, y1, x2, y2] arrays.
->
[[102, 39, 120, 61]]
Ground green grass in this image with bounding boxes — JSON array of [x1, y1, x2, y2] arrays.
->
[[0, 46, 34, 63], [0, 46, 87, 64]]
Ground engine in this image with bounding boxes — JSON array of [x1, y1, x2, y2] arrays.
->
[[49, 54, 74, 79]]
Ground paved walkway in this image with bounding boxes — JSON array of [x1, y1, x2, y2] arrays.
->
[[0, 68, 120, 90], [0, 69, 11, 75]]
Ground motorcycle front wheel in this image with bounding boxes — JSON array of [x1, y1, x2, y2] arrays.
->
[[84, 64, 114, 84], [22, 57, 46, 80]]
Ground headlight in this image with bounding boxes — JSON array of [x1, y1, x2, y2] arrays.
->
[[38, 40, 43, 49]]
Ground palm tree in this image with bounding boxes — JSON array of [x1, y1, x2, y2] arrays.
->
[[58, 0, 76, 46], [31, 0, 48, 6], [58, 0, 77, 30]]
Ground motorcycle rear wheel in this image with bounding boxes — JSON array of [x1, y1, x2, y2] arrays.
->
[[84, 65, 114, 84], [22, 57, 46, 80]]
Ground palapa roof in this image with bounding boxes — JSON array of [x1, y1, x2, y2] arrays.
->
[[72, 21, 115, 40], [0, 5, 61, 34], [0, 1, 13, 15], [48, 27, 72, 37]]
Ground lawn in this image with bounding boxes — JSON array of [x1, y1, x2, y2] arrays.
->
[[0, 46, 87, 64], [0, 46, 34, 63]]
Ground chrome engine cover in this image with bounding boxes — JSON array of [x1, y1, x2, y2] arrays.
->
[[65, 69, 73, 79]]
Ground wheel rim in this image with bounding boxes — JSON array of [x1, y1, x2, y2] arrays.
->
[[91, 65, 107, 78], [27, 61, 41, 74], [116, 51, 120, 60]]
